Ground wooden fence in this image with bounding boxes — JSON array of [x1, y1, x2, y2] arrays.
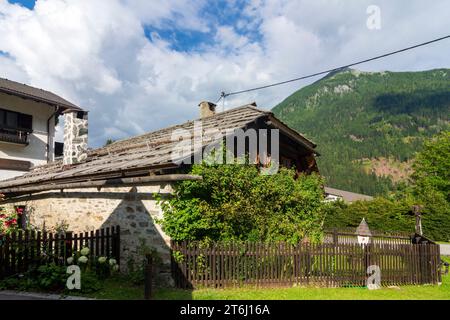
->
[[171, 241, 441, 289], [324, 228, 412, 245], [0, 226, 120, 279]]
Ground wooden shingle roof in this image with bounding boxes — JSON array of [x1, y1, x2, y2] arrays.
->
[[0, 78, 82, 111], [355, 218, 372, 237], [0, 104, 316, 191]]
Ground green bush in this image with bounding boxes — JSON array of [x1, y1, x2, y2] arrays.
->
[[157, 163, 327, 243], [323, 198, 415, 233], [0, 247, 120, 293]]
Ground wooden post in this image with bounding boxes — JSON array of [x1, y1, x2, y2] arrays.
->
[[333, 228, 338, 245], [413, 205, 423, 236], [144, 254, 153, 300], [65, 231, 73, 260]]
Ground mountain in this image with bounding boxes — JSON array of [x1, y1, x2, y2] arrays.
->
[[272, 68, 450, 196]]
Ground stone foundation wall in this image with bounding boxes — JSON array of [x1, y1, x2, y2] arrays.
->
[[5, 183, 175, 286]]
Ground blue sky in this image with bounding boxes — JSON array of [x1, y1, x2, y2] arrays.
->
[[10, 0, 261, 53], [1, 0, 449, 147], [8, 0, 35, 9]]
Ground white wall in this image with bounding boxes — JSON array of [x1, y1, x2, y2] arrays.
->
[[0, 92, 56, 180]]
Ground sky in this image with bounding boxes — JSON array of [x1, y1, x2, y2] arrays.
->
[[1, 0, 449, 147]]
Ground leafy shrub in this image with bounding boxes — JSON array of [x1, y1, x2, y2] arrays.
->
[[34, 264, 68, 291], [0, 247, 119, 293], [0, 206, 23, 235], [157, 163, 326, 243]]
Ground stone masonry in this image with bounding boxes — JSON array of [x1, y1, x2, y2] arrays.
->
[[63, 111, 89, 165], [8, 183, 175, 286]]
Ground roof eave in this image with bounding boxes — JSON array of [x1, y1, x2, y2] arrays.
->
[[0, 88, 83, 111]]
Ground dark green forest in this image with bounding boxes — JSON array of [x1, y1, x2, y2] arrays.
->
[[272, 68, 450, 195]]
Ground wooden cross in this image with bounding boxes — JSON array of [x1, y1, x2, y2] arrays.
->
[[413, 205, 423, 236]]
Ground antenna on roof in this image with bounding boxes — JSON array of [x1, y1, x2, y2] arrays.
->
[[222, 93, 225, 112], [217, 92, 226, 112]]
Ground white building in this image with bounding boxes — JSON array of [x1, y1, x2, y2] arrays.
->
[[324, 186, 373, 203], [0, 78, 83, 180]]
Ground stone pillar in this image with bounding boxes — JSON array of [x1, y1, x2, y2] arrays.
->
[[63, 110, 88, 165]]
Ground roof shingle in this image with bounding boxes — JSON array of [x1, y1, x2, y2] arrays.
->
[[0, 104, 316, 191]]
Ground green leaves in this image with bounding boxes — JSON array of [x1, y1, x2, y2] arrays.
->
[[157, 164, 326, 243], [412, 131, 450, 200]]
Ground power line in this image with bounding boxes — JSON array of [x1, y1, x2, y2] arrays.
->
[[217, 34, 450, 101]]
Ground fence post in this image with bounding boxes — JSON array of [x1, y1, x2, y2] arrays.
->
[[333, 228, 338, 245], [65, 231, 73, 260], [116, 226, 120, 268], [144, 254, 153, 300]]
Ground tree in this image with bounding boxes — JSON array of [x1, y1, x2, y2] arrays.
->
[[324, 131, 450, 241], [104, 138, 116, 147], [412, 131, 450, 201], [157, 163, 326, 243]]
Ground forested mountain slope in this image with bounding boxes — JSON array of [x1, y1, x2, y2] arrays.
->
[[272, 68, 450, 195]]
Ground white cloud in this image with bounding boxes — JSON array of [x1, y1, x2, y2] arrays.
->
[[0, 0, 449, 147]]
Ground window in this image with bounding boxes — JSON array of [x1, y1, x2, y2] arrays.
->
[[0, 108, 33, 131]]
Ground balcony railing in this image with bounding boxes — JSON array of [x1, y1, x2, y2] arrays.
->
[[0, 128, 30, 145]]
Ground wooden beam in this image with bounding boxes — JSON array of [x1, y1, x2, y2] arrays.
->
[[0, 174, 202, 196], [0, 158, 31, 172]]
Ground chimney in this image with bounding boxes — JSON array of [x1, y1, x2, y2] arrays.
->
[[63, 110, 88, 165], [199, 101, 216, 118]]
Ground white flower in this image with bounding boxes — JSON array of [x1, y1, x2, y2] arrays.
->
[[112, 265, 119, 272], [67, 257, 74, 265], [98, 256, 107, 264], [109, 258, 117, 266], [80, 247, 90, 256], [78, 256, 88, 264]]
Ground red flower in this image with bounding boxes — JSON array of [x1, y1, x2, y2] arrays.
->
[[5, 219, 17, 227], [0, 214, 5, 219], [16, 208, 24, 215]]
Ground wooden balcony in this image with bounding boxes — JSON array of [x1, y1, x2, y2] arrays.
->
[[0, 128, 30, 146]]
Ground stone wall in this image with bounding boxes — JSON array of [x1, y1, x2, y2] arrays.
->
[[6, 183, 175, 286], [63, 111, 88, 165]]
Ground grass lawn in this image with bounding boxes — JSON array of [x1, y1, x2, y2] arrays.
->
[[155, 274, 450, 300], [76, 269, 450, 300]]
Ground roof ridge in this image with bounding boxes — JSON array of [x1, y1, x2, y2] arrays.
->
[[103, 103, 267, 149]]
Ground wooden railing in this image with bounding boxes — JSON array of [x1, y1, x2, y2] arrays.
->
[[0, 129, 30, 145]]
